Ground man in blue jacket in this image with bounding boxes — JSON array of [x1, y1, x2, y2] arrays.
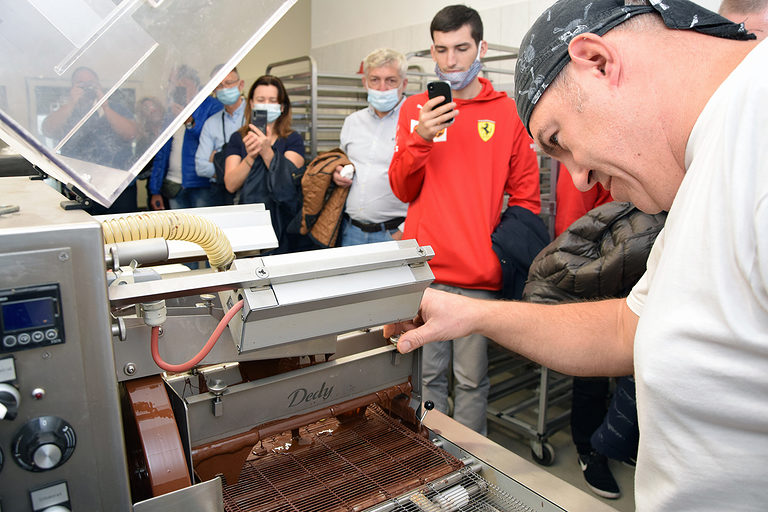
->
[[149, 65, 223, 210]]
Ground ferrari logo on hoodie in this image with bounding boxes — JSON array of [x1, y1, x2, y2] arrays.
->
[[478, 120, 495, 142]]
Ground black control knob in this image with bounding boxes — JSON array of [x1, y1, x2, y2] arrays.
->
[[420, 400, 435, 422], [12, 416, 76, 472], [0, 383, 21, 421]]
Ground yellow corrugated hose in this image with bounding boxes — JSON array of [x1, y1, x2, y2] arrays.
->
[[101, 211, 235, 270]]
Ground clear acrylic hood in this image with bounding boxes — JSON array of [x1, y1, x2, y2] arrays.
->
[[0, 0, 296, 207]]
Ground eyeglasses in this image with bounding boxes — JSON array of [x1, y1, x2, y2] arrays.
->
[[215, 78, 240, 90]]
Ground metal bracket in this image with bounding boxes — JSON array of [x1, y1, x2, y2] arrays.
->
[[29, 166, 48, 181], [59, 184, 92, 211]]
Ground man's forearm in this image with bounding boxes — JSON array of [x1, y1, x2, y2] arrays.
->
[[41, 103, 75, 138], [103, 104, 137, 140], [388, 131, 431, 202], [194, 154, 215, 178], [391, 290, 636, 377], [479, 298, 636, 376]]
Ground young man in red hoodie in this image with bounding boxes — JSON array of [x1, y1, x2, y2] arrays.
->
[[388, 5, 541, 435]]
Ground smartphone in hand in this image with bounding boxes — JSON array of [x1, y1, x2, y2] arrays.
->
[[250, 109, 268, 134], [427, 80, 454, 125]]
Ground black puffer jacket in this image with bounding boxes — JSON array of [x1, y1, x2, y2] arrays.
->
[[523, 201, 667, 304], [522, 201, 665, 463]]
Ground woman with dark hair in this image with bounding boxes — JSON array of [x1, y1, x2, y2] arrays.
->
[[223, 74, 307, 252]]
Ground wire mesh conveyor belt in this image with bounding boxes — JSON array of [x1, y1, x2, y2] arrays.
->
[[220, 404, 534, 512]]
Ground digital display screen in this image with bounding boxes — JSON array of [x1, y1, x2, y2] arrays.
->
[[1, 298, 55, 332]]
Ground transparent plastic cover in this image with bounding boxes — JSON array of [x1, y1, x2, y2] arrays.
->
[[0, 0, 295, 206]]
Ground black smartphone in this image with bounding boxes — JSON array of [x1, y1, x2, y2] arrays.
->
[[172, 86, 187, 105], [427, 80, 453, 124], [250, 109, 268, 134]]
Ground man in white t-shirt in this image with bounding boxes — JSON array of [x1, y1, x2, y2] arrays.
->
[[384, 0, 767, 510]]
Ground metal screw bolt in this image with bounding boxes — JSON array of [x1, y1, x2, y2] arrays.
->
[[255, 267, 268, 278], [123, 363, 136, 376], [417, 248, 426, 256], [157, 326, 164, 337], [58, 252, 70, 262]]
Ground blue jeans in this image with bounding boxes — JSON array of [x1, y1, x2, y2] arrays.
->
[[421, 283, 498, 435], [340, 216, 398, 246], [169, 186, 222, 209]]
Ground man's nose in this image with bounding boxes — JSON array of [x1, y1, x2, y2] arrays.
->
[[568, 165, 595, 192], [446, 50, 458, 69]]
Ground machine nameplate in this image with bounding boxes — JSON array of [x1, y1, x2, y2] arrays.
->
[[182, 344, 418, 445]]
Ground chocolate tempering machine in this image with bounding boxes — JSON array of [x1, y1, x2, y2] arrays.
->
[[0, 1, 616, 510]]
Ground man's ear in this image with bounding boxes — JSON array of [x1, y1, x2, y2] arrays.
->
[[478, 40, 488, 59], [430, 44, 437, 62], [568, 33, 620, 84]]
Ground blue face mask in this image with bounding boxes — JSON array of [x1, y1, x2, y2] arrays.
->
[[253, 103, 282, 123], [216, 86, 241, 106], [434, 43, 483, 90], [367, 87, 401, 113]]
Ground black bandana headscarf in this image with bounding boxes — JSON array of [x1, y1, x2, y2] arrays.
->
[[514, 0, 756, 134]]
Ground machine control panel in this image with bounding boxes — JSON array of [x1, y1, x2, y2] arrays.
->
[[0, 284, 65, 353], [11, 416, 76, 472]]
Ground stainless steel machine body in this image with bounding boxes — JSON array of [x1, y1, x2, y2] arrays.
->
[[0, 178, 131, 510], [0, 178, 617, 511]]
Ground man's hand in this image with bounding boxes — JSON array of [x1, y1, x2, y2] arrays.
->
[[69, 85, 87, 104], [332, 165, 353, 188], [415, 96, 458, 141], [383, 288, 478, 353], [150, 194, 165, 210]]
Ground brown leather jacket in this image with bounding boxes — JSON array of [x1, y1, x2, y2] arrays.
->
[[299, 148, 352, 247]]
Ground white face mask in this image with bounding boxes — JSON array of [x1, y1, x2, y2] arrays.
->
[[252, 102, 282, 123], [434, 42, 484, 90], [367, 87, 401, 112]]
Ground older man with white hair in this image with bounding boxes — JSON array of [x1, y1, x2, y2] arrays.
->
[[332, 48, 409, 245]]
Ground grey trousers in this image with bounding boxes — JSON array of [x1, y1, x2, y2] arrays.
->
[[421, 284, 497, 435]]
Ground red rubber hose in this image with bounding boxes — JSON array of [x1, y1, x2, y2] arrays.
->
[[150, 299, 244, 373]]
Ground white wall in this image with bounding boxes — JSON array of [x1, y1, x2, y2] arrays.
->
[[237, 0, 311, 88], [310, 0, 532, 49], [309, 0, 552, 75], [309, 0, 721, 76]]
